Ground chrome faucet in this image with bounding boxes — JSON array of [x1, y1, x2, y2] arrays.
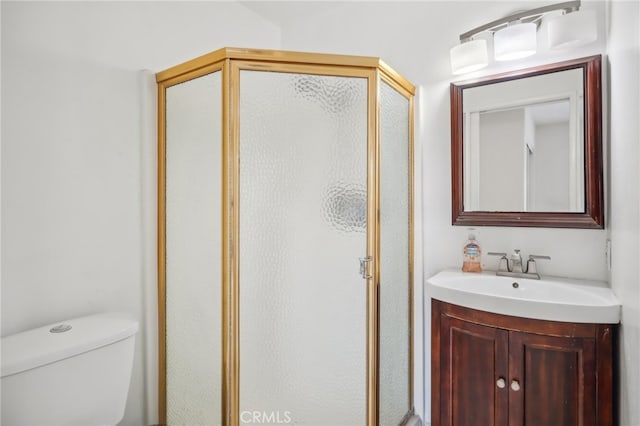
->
[[510, 249, 524, 273], [488, 250, 550, 280]]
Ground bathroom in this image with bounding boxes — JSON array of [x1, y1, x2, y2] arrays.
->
[[1, 1, 638, 425]]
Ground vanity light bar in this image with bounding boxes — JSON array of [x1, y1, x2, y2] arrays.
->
[[451, 0, 596, 75], [458, 0, 581, 43]]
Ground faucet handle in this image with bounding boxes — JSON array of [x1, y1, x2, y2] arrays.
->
[[529, 254, 551, 260], [526, 255, 550, 278], [488, 252, 510, 272], [487, 252, 507, 257]]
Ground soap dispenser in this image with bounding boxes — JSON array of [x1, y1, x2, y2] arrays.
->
[[462, 229, 482, 272]]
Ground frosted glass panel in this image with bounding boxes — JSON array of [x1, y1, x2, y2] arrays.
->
[[165, 72, 222, 425], [239, 71, 367, 425], [379, 81, 411, 424]]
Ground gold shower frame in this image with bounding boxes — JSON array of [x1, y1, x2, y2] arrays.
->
[[157, 47, 415, 426]]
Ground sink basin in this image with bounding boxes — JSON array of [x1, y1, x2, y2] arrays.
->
[[426, 270, 621, 324]]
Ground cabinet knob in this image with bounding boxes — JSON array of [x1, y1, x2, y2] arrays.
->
[[496, 378, 506, 389], [511, 379, 521, 391]]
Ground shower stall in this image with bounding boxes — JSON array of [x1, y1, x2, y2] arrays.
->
[[157, 48, 415, 426]]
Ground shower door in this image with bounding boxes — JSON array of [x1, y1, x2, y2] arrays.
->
[[158, 48, 415, 426], [235, 65, 371, 425]]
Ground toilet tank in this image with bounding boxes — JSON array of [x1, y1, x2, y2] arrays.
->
[[1, 312, 139, 426]]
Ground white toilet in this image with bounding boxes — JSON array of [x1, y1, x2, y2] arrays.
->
[[1, 312, 139, 426]]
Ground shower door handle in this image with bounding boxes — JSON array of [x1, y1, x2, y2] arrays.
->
[[359, 256, 372, 279]]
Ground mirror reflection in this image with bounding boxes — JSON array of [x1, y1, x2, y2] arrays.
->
[[462, 68, 584, 213]]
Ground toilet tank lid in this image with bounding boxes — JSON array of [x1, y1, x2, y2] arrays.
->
[[1, 312, 139, 378]]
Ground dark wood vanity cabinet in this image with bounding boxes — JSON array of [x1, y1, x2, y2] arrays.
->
[[432, 300, 616, 426]]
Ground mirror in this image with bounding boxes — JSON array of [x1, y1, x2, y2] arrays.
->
[[451, 55, 603, 228]]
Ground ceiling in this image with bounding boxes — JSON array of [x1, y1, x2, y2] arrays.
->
[[237, 1, 554, 29], [238, 1, 345, 28]]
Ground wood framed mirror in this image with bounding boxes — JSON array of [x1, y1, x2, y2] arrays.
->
[[451, 55, 603, 228]]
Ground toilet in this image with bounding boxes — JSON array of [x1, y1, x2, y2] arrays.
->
[[1, 312, 139, 426]]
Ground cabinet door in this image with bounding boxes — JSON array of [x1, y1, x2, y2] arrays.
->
[[508, 332, 596, 426], [440, 315, 509, 426]]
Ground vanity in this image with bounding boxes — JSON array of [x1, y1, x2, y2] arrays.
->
[[433, 54, 616, 425], [428, 271, 620, 426]]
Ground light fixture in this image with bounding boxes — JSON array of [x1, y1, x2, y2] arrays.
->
[[449, 0, 597, 74], [450, 39, 489, 75], [548, 9, 597, 49], [494, 21, 537, 61]]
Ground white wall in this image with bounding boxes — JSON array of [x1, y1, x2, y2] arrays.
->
[[1, 2, 280, 425], [606, 1, 640, 425], [478, 109, 525, 211], [533, 122, 570, 211]]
